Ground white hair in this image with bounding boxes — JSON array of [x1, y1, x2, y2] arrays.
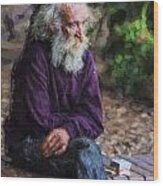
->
[[29, 4, 93, 74], [30, 5, 60, 41]]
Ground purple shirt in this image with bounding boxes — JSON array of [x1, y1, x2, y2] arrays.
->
[[5, 41, 104, 147]]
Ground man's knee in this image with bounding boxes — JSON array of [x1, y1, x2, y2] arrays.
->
[[67, 137, 106, 179], [68, 137, 101, 157]]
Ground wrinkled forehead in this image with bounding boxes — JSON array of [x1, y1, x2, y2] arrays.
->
[[60, 3, 88, 24]]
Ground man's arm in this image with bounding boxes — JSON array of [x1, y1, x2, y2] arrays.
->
[[61, 50, 104, 139], [24, 43, 67, 132]]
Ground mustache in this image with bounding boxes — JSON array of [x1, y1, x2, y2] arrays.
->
[[74, 33, 83, 42], [68, 35, 88, 48]]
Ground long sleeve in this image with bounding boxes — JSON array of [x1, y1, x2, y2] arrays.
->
[[62, 51, 104, 139], [24, 44, 67, 131]]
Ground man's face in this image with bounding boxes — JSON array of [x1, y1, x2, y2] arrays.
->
[[60, 5, 86, 44], [50, 4, 89, 73]]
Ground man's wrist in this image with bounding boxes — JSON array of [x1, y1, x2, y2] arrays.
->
[[61, 124, 76, 140]]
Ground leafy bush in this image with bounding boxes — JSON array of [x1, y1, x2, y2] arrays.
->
[[108, 2, 154, 99]]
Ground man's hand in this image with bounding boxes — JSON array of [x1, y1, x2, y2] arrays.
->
[[41, 128, 70, 158]]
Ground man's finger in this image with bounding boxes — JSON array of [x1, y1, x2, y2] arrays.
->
[[44, 131, 58, 148], [42, 131, 59, 152], [47, 131, 59, 143], [44, 138, 60, 156], [42, 134, 60, 156], [54, 145, 67, 156], [46, 138, 63, 156], [51, 140, 63, 153]]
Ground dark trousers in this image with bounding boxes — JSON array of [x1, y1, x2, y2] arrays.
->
[[9, 136, 107, 179]]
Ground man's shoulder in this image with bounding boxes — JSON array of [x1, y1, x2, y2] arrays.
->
[[18, 41, 50, 71], [26, 41, 50, 63], [29, 41, 49, 53]]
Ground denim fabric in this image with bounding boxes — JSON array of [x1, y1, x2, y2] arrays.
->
[[9, 136, 107, 179]]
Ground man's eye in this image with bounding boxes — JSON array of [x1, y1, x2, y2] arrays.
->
[[67, 22, 75, 28], [82, 19, 87, 25]]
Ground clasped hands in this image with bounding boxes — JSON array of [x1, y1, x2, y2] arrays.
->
[[41, 128, 70, 158]]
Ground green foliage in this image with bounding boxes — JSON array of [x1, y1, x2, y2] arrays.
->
[[107, 2, 154, 99]]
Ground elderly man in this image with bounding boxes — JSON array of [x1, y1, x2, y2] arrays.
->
[[4, 4, 107, 179]]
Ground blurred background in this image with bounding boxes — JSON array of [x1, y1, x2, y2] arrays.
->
[[1, 2, 154, 175]]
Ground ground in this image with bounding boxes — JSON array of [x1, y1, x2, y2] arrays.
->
[[1, 41, 154, 177]]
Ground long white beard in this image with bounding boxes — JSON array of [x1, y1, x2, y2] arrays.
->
[[51, 32, 89, 74]]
